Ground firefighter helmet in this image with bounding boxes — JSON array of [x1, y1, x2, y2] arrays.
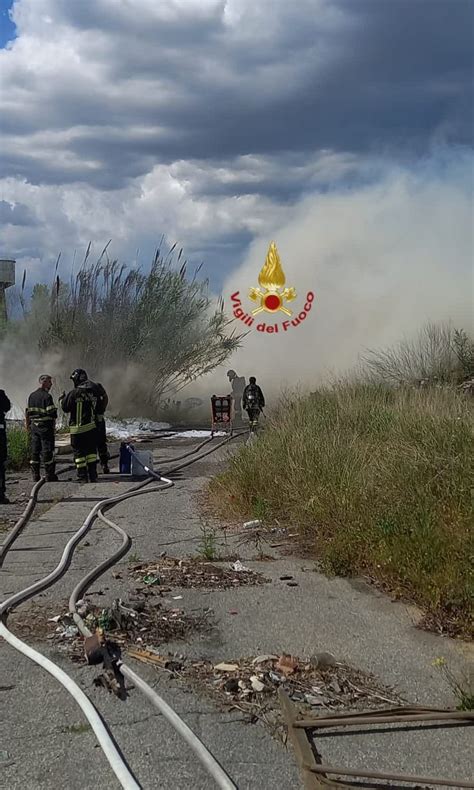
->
[[70, 368, 88, 385]]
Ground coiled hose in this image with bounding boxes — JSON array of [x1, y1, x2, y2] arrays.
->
[[1, 433, 242, 789]]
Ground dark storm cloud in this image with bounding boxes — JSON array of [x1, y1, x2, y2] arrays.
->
[[1, 0, 472, 191]]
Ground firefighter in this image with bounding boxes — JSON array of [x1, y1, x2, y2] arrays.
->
[[242, 376, 265, 427], [0, 387, 11, 504], [95, 381, 110, 474], [26, 375, 58, 482], [227, 369, 246, 421], [60, 368, 101, 483]]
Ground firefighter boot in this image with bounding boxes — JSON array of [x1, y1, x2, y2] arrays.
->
[[45, 461, 59, 482], [30, 462, 41, 482], [77, 466, 88, 483], [87, 461, 98, 483]]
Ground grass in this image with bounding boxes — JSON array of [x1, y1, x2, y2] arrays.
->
[[128, 551, 141, 564], [210, 383, 473, 637], [197, 523, 218, 561], [6, 425, 30, 470], [433, 657, 474, 710]]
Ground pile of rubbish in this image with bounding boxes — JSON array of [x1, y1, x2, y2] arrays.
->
[[13, 597, 214, 657], [129, 556, 270, 590], [128, 650, 401, 736]]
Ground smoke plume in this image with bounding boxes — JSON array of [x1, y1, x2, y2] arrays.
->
[[202, 151, 473, 397]]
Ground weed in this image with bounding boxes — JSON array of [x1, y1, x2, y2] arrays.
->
[[6, 425, 30, 470], [197, 523, 218, 561], [433, 658, 474, 710], [251, 496, 269, 521], [128, 551, 141, 564]]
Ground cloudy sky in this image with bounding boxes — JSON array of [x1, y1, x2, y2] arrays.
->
[[0, 0, 472, 296]]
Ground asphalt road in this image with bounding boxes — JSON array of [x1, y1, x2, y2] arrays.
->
[[1, 436, 472, 789]]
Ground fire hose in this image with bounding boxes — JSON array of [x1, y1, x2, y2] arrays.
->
[[0, 432, 243, 789]]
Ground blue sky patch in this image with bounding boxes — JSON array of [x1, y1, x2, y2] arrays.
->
[[0, 0, 16, 48]]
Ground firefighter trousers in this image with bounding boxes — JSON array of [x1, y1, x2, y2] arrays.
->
[[71, 428, 98, 482], [96, 416, 110, 468], [30, 424, 56, 481], [0, 427, 6, 497]]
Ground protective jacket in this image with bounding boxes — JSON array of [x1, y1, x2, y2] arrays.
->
[[61, 380, 101, 482], [242, 383, 265, 410], [95, 383, 109, 416], [61, 380, 102, 434], [0, 389, 11, 497], [26, 388, 57, 428]]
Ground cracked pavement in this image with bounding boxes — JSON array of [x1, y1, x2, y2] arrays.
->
[[1, 437, 473, 789]]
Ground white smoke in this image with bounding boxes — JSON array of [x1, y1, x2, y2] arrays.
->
[[194, 150, 473, 397]]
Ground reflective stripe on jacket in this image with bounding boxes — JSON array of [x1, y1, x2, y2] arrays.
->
[[27, 388, 57, 425]]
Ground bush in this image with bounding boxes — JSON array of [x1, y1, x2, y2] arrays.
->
[[210, 384, 473, 636], [7, 425, 30, 470], [364, 323, 474, 385], [3, 244, 243, 415]]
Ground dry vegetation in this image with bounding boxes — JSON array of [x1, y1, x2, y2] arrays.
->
[[4, 243, 243, 414], [210, 327, 473, 637]]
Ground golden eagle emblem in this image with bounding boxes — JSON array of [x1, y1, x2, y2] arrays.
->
[[248, 242, 296, 316]]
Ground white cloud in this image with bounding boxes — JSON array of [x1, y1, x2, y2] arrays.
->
[[0, 0, 471, 295]]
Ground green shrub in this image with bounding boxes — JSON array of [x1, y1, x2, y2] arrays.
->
[[211, 384, 473, 636], [7, 425, 30, 470]]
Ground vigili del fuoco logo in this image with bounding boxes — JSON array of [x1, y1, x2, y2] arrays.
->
[[230, 241, 315, 335]]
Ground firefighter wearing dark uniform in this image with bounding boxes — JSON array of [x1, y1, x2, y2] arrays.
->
[[60, 369, 100, 483], [26, 375, 58, 482], [0, 388, 11, 504], [95, 382, 110, 474], [242, 376, 265, 427]]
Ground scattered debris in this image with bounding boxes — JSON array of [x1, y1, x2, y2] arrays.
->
[[127, 648, 183, 671], [61, 625, 79, 639], [243, 520, 262, 529], [230, 560, 250, 572], [142, 574, 160, 586], [214, 662, 239, 672], [253, 654, 278, 665], [276, 654, 299, 676], [310, 651, 337, 670], [0, 750, 14, 767], [130, 555, 269, 590], [12, 597, 213, 658], [171, 653, 402, 740], [250, 676, 266, 692], [279, 575, 293, 581]]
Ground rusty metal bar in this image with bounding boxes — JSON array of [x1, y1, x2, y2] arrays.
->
[[278, 690, 342, 789], [307, 762, 474, 788], [294, 710, 474, 728], [299, 704, 452, 720], [279, 691, 474, 790], [297, 710, 474, 727]]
